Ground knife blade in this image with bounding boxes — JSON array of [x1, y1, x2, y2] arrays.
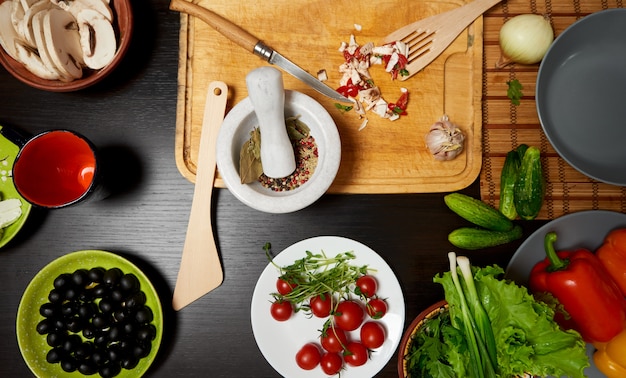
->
[[169, 0, 352, 103]]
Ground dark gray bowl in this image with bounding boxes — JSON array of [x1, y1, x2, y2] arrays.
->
[[536, 8, 626, 186]]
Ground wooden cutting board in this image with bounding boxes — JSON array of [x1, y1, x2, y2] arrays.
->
[[480, 0, 626, 219], [174, 0, 483, 193]]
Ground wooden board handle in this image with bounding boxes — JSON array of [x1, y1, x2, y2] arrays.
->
[[169, 0, 259, 52]]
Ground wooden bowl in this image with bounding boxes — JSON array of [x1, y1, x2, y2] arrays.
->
[[0, 0, 133, 92], [397, 300, 448, 378]]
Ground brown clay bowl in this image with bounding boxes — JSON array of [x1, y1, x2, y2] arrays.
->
[[0, 0, 133, 92], [397, 299, 448, 378]]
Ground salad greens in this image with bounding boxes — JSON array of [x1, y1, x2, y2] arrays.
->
[[405, 253, 589, 378]]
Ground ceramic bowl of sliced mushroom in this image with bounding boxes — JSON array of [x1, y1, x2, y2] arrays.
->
[[0, 0, 132, 92]]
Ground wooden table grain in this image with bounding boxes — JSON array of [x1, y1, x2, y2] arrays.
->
[[0, 1, 547, 377]]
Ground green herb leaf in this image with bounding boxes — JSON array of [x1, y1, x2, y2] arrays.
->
[[506, 79, 523, 106], [334, 103, 353, 113], [239, 128, 263, 184]]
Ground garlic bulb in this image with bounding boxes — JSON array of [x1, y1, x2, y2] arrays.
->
[[425, 116, 465, 161]]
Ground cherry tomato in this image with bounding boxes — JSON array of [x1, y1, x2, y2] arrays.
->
[[366, 298, 388, 319], [276, 278, 297, 295], [310, 293, 333, 318], [270, 300, 292, 322], [343, 341, 368, 367], [355, 275, 378, 298], [295, 343, 321, 370], [320, 326, 348, 353], [334, 300, 364, 331], [360, 321, 386, 349], [320, 352, 343, 375]]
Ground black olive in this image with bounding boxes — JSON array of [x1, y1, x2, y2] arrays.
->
[[39, 302, 58, 318], [72, 269, 89, 287], [66, 317, 83, 333], [99, 361, 122, 378], [61, 357, 78, 372], [53, 318, 66, 331], [103, 268, 123, 287], [61, 301, 77, 317], [74, 341, 94, 360], [93, 332, 108, 348], [78, 288, 95, 302], [92, 314, 109, 330], [36, 318, 54, 335], [46, 331, 65, 347], [132, 343, 150, 359], [78, 302, 97, 318], [108, 344, 122, 363], [122, 321, 135, 335], [62, 334, 81, 353], [91, 347, 108, 366], [82, 324, 96, 339], [48, 289, 63, 304], [136, 324, 156, 342], [78, 360, 98, 375], [88, 267, 106, 283], [110, 288, 125, 303], [63, 286, 78, 301], [119, 274, 140, 293], [120, 356, 139, 370], [112, 309, 127, 323], [46, 347, 64, 364], [53, 273, 72, 289], [108, 324, 123, 342], [124, 291, 146, 310], [92, 285, 109, 298], [99, 298, 115, 314], [135, 307, 153, 324]]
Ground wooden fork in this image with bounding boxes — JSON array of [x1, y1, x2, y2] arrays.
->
[[382, 0, 503, 79]]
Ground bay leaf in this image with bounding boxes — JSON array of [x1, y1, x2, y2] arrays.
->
[[239, 128, 264, 184]]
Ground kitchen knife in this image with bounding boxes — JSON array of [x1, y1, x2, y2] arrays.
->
[[169, 0, 352, 103]]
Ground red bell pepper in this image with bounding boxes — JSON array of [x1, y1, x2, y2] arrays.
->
[[529, 231, 626, 343], [596, 228, 626, 296]]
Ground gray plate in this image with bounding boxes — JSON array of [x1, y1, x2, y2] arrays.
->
[[536, 8, 626, 186]]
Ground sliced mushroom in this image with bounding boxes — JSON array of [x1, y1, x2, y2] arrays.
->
[[19, 0, 39, 13], [32, 9, 70, 81], [14, 40, 60, 79], [54, 0, 112, 22], [77, 8, 116, 70], [10, 0, 27, 42], [20, 0, 57, 48], [0, 1, 21, 61], [42, 7, 83, 79]]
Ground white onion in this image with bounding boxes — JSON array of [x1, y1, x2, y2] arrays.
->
[[496, 14, 554, 68]]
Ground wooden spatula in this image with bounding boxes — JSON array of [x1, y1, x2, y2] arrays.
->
[[382, 0, 503, 79], [172, 81, 228, 311]]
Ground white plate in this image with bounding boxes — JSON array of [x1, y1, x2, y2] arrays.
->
[[505, 210, 626, 378], [251, 236, 405, 377]]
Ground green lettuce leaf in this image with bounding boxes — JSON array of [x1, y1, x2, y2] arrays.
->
[[434, 264, 589, 378]]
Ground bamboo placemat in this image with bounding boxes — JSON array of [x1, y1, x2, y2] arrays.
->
[[479, 0, 626, 220]]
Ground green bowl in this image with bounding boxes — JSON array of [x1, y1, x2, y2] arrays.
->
[[16, 250, 163, 377]]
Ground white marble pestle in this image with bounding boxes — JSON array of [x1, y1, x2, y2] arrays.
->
[[245, 67, 296, 179]]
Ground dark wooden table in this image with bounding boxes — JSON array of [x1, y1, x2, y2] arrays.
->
[[0, 1, 546, 376]]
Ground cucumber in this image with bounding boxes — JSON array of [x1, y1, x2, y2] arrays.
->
[[444, 193, 514, 232], [499, 150, 521, 220], [448, 225, 523, 250], [514, 146, 545, 220], [515, 144, 529, 160]]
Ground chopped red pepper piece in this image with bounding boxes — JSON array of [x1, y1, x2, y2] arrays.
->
[[529, 231, 626, 343], [387, 91, 409, 116]]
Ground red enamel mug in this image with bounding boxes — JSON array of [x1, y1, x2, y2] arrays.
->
[[12, 130, 106, 208]]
